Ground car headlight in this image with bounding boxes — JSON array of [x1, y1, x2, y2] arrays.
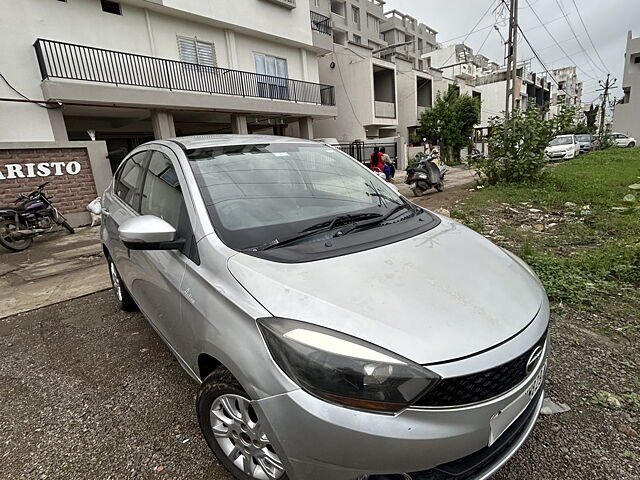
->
[[258, 318, 439, 413]]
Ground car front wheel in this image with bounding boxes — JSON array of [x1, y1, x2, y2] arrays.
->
[[628, 141, 635, 148], [107, 256, 137, 311], [197, 367, 287, 480]]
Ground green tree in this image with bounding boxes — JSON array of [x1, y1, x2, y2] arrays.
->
[[419, 85, 480, 162], [549, 104, 580, 136], [478, 103, 550, 185], [584, 104, 599, 134]]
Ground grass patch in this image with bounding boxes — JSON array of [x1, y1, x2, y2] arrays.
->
[[458, 149, 640, 306]]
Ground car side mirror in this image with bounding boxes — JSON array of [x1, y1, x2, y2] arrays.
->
[[118, 215, 185, 251]]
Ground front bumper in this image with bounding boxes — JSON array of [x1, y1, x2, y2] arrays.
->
[[255, 341, 548, 480]]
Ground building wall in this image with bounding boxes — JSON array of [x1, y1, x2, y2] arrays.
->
[[613, 31, 640, 139], [0, 148, 97, 215], [314, 46, 374, 140], [0, 0, 319, 142]]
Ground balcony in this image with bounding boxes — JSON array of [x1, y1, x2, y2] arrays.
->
[[375, 101, 396, 118], [311, 11, 331, 35], [260, 0, 296, 9], [34, 39, 335, 106]]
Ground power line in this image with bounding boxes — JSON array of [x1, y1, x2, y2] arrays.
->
[[569, 0, 609, 73], [439, 0, 499, 68], [553, 0, 606, 75], [516, 23, 560, 86], [522, 0, 596, 81]]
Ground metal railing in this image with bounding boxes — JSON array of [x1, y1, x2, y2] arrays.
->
[[34, 38, 335, 106], [311, 11, 332, 35]]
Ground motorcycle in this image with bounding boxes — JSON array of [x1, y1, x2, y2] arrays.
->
[[405, 155, 446, 197], [0, 182, 74, 251]]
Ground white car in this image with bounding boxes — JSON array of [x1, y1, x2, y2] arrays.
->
[[612, 132, 636, 147], [545, 134, 580, 161]]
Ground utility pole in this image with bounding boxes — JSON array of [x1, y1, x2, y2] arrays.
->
[[596, 74, 616, 135], [504, 0, 519, 119]]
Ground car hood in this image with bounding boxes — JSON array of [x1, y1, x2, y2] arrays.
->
[[227, 216, 544, 364], [546, 144, 572, 152]]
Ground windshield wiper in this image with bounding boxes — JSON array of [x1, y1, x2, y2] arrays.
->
[[249, 213, 383, 251]]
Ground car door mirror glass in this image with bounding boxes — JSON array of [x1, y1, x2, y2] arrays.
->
[[118, 215, 184, 250]]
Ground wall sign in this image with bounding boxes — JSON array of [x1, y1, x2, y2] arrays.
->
[[0, 161, 81, 180]]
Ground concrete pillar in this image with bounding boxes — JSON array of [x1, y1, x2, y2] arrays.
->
[[47, 108, 69, 142], [298, 117, 314, 139], [231, 114, 248, 135], [151, 110, 176, 139]]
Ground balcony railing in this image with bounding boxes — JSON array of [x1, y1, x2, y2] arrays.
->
[[374, 101, 396, 118], [311, 11, 332, 35], [34, 38, 335, 106]]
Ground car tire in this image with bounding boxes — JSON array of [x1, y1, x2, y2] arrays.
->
[[197, 367, 288, 480], [107, 256, 137, 311], [628, 142, 635, 148]]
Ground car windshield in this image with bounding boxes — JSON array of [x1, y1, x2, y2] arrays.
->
[[549, 137, 573, 146], [575, 135, 591, 142], [187, 143, 412, 250]]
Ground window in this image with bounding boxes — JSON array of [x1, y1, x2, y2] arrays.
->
[[255, 53, 289, 100], [634, 56, 640, 64], [379, 32, 385, 41], [178, 37, 216, 66], [114, 152, 147, 209], [100, 0, 121, 15], [353, 35, 362, 45], [140, 151, 183, 229], [367, 14, 379, 32], [352, 6, 360, 24]]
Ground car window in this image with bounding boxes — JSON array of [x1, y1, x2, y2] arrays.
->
[[140, 151, 183, 228], [549, 137, 572, 146], [114, 152, 147, 209]]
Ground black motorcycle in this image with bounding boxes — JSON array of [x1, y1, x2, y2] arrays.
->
[[0, 182, 74, 251]]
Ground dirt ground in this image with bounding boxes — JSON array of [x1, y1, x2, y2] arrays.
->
[[1, 173, 638, 480]]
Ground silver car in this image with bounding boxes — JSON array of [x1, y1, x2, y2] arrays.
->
[[101, 135, 549, 480]]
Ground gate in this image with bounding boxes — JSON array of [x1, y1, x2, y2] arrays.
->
[[331, 141, 397, 166]]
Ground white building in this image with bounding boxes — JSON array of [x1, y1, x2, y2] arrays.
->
[[0, 0, 337, 224], [314, 2, 439, 144], [550, 66, 583, 109], [613, 31, 640, 139]]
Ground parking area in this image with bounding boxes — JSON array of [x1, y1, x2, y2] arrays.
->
[[1, 290, 638, 479]]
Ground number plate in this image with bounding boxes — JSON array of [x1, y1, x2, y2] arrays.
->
[[488, 361, 546, 446]]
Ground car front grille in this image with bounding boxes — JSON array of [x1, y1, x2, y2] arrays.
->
[[368, 387, 543, 480], [413, 330, 547, 408]]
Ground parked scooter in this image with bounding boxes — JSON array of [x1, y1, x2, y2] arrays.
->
[[405, 154, 446, 196], [0, 182, 74, 251], [470, 148, 485, 163]]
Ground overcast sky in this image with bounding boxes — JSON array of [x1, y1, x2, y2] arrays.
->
[[385, 0, 639, 103]]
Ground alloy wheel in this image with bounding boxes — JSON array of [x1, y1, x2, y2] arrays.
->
[[210, 394, 284, 480]]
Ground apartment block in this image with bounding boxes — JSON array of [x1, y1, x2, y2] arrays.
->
[[550, 66, 583, 113], [315, 2, 439, 143], [613, 31, 640, 138], [0, 0, 337, 224]]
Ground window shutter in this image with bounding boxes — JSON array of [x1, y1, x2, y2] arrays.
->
[[178, 37, 216, 66], [178, 38, 198, 64], [196, 41, 216, 67]]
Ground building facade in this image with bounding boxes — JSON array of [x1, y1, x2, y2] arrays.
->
[[613, 31, 640, 139], [0, 0, 336, 223], [315, 2, 438, 144], [550, 66, 583, 107]]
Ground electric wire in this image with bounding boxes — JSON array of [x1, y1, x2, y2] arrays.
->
[[569, 0, 609, 73], [0, 72, 61, 109]]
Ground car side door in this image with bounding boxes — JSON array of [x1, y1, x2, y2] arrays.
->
[[102, 151, 149, 288], [127, 147, 199, 360]]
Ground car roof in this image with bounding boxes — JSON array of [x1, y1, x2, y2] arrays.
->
[[166, 135, 320, 150]]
